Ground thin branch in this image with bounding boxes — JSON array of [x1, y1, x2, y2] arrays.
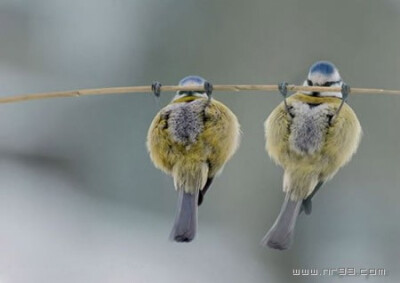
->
[[0, 84, 399, 104]]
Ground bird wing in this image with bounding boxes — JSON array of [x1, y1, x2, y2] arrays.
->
[[147, 109, 176, 174], [264, 102, 291, 167], [322, 102, 362, 177], [202, 99, 241, 177]]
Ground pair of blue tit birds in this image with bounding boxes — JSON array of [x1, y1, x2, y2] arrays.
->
[[146, 61, 362, 250]]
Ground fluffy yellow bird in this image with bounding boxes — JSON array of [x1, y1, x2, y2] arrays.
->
[[147, 75, 240, 242], [261, 61, 362, 250]]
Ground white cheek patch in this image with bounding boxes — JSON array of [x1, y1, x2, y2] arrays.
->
[[302, 80, 343, 98], [318, 81, 343, 98], [289, 102, 334, 155], [309, 69, 341, 85]]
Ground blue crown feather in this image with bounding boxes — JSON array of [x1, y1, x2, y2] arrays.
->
[[179, 75, 206, 86], [309, 61, 337, 75]]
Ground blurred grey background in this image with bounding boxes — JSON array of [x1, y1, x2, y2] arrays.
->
[[0, 0, 398, 282]]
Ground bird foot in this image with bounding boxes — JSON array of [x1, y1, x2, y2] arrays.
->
[[278, 82, 289, 98], [203, 81, 213, 97], [151, 81, 162, 97], [278, 82, 293, 117], [341, 83, 350, 101]]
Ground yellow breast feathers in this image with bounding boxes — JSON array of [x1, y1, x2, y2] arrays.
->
[[265, 93, 362, 199], [147, 97, 240, 183]]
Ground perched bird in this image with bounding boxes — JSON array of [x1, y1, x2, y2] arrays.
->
[[147, 75, 241, 242], [261, 61, 362, 250]]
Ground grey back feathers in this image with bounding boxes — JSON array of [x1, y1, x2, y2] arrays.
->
[[289, 102, 334, 155], [163, 99, 208, 146]]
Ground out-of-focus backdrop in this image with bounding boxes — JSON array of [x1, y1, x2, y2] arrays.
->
[[0, 0, 399, 282]]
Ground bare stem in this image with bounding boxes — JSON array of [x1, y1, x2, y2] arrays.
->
[[0, 84, 398, 104]]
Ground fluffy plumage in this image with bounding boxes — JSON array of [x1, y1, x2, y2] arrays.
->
[[266, 93, 362, 200], [147, 79, 240, 242], [262, 88, 362, 250], [162, 99, 207, 147], [288, 102, 332, 155]]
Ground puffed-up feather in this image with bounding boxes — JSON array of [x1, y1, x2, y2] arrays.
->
[[262, 92, 362, 250], [147, 96, 240, 242]]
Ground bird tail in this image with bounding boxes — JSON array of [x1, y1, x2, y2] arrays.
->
[[170, 190, 198, 242], [260, 194, 302, 250], [170, 162, 208, 242]]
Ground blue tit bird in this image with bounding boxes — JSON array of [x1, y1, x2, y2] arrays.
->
[[147, 75, 241, 242], [261, 61, 362, 250]]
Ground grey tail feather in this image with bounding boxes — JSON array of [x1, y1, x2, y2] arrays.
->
[[170, 190, 198, 243], [260, 194, 302, 250]]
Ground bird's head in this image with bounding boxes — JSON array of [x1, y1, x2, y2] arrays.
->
[[173, 75, 209, 101], [303, 61, 343, 98]]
